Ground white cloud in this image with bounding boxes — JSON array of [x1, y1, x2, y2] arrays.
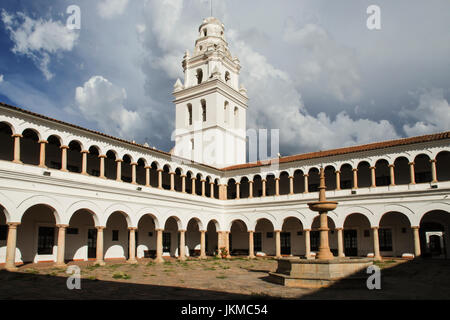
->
[[1, 10, 78, 80], [228, 28, 399, 155], [403, 89, 450, 136], [283, 21, 361, 103], [73, 76, 144, 139], [98, 0, 129, 19], [0, 74, 3, 83]]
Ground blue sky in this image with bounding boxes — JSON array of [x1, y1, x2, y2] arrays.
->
[[0, 0, 449, 157]]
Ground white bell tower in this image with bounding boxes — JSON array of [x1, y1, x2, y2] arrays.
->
[[172, 17, 248, 168]]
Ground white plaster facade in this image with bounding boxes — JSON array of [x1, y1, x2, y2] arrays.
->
[[0, 17, 449, 268]]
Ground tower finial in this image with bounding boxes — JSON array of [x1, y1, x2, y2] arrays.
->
[[210, 0, 213, 17]]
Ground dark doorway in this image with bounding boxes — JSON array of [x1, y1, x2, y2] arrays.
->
[[87, 229, 97, 259], [163, 232, 171, 253], [344, 229, 358, 256], [281, 232, 291, 255], [37, 226, 55, 255]]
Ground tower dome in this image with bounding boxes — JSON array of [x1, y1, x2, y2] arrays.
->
[[194, 17, 230, 57]]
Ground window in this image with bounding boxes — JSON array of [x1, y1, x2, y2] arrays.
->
[[190, 138, 194, 150], [224, 101, 229, 124], [379, 228, 393, 251], [163, 232, 171, 253], [187, 104, 192, 126], [310, 231, 320, 251], [0, 225, 7, 241], [203, 28, 207, 37], [254, 232, 262, 252], [38, 226, 55, 255], [225, 71, 231, 83], [201, 100, 206, 122], [112, 230, 119, 241], [234, 107, 239, 128], [196, 69, 203, 84]]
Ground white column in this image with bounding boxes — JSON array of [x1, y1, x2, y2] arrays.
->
[[99, 155, 106, 179], [372, 227, 381, 261], [412, 226, 421, 258], [81, 150, 89, 175], [200, 230, 207, 259], [170, 172, 175, 191], [370, 166, 376, 187], [144, 166, 151, 186], [262, 179, 266, 197], [12, 134, 22, 164], [96, 226, 105, 265], [275, 178, 280, 196], [275, 230, 281, 258], [131, 162, 137, 184], [430, 159, 437, 183], [289, 176, 294, 195], [179, 230, 186, 261], [337, 228, 344, 258], [116, 159, 123, 182], [60, 145, 69, 172], [5, 222, 20, 271], [181, 175, 186, 193], [157, 169, 163, 189], [409, 162, 416, 185], [249, 180, 254, 198], [248, 231, 255, 259], [155, 229, 164, 263], [38, 140, 48, 168], [128, 227, 137, 263], [389, 164, 395, 186], [56, 224, 68, 267], [304, 229, 311, 259], [303, 174, 309, 193], [235, 182, 240, 199], [352, 168, 358, 189], [335, 170, 341, 190]]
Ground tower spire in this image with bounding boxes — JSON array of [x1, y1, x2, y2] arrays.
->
[[210, 0, 213, 17]]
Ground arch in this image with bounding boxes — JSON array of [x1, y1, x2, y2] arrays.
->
[[64, 200, 101, 226], [394, 156, 410, 185], [16, 195, 62, 224], [196, 68, 203, 84], [226, 216, 250, 232], [135, 207, 162, 230], [339, 163, 353, 190], [0, 121, 14, 161], [201, 99, 207, 122], [205, 218, 221, 231], [375, 159, 390, 186], [377, 204, 415, 226], [415, 202, 450, 226], [0, 191, 15, 222], [21, 128, 40, 165], [251, 213, 278, 231], [67, 140, 83, 173], [337, 206, 376, 228], [45, 135, 62, 169], [414, 153, 432, 183], [163, 215, 184, 231], [103, 203, 133, 227], [436, 151, 450, 182], [186, 216, 205, 231], [357, 161, 371, 188]]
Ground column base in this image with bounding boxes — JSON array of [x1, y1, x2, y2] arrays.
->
[[374, 255, 382, 261], [316, 250, 334, 260], [95, 260, 106, 266], [81, 172, 89, 176], [38, 164, 48, 169], [154, 257, 164, 263], [55, 263, 67, 268], [248, 255, 255, 259], [5, 265, 18, 271], [178, 256, 186, 261], [127, 259, 138, 264], [199, 255, 207, 260], [12, 160, 23, 164]]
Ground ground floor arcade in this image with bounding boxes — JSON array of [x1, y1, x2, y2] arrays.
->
[[0, 204, 449, 270]]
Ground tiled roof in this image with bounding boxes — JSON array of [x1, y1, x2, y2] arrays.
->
[[0, 101, 219, 171], [222, 131, 450, 171]]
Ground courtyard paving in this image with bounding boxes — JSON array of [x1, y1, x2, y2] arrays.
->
[[0, 257, 449, 299]]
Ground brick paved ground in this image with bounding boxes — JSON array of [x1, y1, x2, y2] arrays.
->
[[0, 257, 449, 299]]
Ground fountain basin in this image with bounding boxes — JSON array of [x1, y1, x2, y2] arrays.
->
[[268, 256, 373, 288], [307, 201, 338, 212]]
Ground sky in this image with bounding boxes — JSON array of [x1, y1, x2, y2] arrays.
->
[[0, 0, 449, 159]]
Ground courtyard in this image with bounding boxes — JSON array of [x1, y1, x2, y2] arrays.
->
[[1, 257, 449, 299]]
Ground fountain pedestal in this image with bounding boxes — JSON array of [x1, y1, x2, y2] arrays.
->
[[267, 168, 373, 288]]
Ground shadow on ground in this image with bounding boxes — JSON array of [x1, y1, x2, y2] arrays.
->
[[294, 258, 450, 299], [0, 269, 256, 300]]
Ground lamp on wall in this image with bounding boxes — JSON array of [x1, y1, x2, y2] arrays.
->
[[43, 171, 51, 176]]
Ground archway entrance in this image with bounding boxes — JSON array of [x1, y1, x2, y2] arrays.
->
[[420, 210, 449, 259], [68, 209, 97, 261], [343, 213, 372, 257]]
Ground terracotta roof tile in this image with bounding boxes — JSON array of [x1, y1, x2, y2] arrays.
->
[[222, 131, 450, 171]]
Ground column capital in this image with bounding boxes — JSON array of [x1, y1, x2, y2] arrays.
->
[[7, 222, 21, 228], [38, 139, 48, 144], [371, 226, 379, 230], [335, 227, 343, 231], [411, 226, 420, 230], [115, 159, 123, 163], [180, 174, 187, 178], [261, 179, 267, 182], [155, 228, 164, 232], [11, 133, 23, 138], [178, 229, 187, 233], [131, 162, 138, 166], [56, 224, 69, 228], [248, 180, 254, 184], [60, 145, 69, 150], [200, 229, 207, 233], [157, 168, 163, 172], [209, 181, 214, 185], [370, 166, 376, 170], [408, 162, 415, 165], [335, 170, 341, 174], [274, 177, 280, 181], [274, 229, 281, 233], [96, 226, 106, 230], [430, 159, 437, 163], [99, 154, 107, 159], [128, 227, 138, 231], [388, 164, 395, 168], [144, 165, 152, 169], [81, 149, 90, 154], [248, 230, 255, 233], [288, 176, 294, 179], [235, 181, 240, 185], [303, 229, 311, 232], [303, 174, 309, 177], [191, 177, 197, 181], [201, 179, 206, 182], [169, 171, 175, 175]]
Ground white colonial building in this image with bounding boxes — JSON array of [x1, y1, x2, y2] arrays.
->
[[0, 17, 449, 271]]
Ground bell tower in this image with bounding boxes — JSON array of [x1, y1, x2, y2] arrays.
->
[[172, 17, 248, 168]]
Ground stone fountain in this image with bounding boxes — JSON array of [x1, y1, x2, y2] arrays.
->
[[268, 167, 373, 288]]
